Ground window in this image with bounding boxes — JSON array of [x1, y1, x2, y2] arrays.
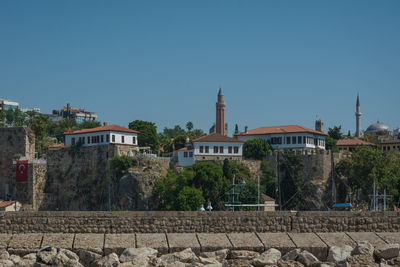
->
[[287, 137, 291, 144], [122, 136, 125, 143], [106, 135, 109, 142], [97, 136, 100, 143], [200, 146, 204, 153], [184, 152, 188, 157], [228, 146, 232, 153], [189, 152, 193, 157], [92, 136, 95, 143], [234, 146, 239, 154], [214, 146, 218, 153], [88, 136, 91, 144], [205, 146, 209, 153], [71, 138, 75, 145], [133, 136, 136, 144], [101, 135, 104, 143], [82, 137, 85, 144], [314, 138, 317, 145], [303, 136, 306, 144], [292, 137, 296, 144], [298, 136, 302, 144], [112, 135, 115, 142], [220, 146, 224, 153]]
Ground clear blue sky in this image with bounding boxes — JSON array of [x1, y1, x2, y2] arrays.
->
[[1, 1, 399, 135]]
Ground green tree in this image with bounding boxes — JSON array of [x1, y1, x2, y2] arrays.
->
[[159, 133, 174, 154], [191, 129, 206, 139], [176, 186, 205, 211], [79, 120, 101, 129], [13, 108, 26, 126], [163, 125, 186, 138], [279, 150, 311, 210], [234, 124, 239, 134], [260, 161, 277, 199], [173, 134, 188, 150], [243, 138, 272, 160], [129, 120, 159, 151], [186, 121, 193, 133], [336, 146, 400, 205], [5, 108, 14, 125], [109, 155, 137, 179], [328, 125, 343, 140], [0, 111, 5, 122], [325, 136, 339, 152]]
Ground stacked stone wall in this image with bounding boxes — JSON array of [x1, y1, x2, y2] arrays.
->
[[0, 211, 399, 234]]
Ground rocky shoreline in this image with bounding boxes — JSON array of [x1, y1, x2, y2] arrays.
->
[[1, 241, 400, 267]]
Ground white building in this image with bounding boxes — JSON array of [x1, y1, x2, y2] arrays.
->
[[0, 98, 19, 112], [64, 125, 139, 147], [234, 125, 327, 150], [177, 133, 244, 166]]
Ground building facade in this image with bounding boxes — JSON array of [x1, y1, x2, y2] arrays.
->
[[337, 138, 376, 153], [64, 125, 139, 148], [52, 103, 98, 123], [177, 133, 244, 166], [0, 98, 19, 112], [235, 125, 327, 150]]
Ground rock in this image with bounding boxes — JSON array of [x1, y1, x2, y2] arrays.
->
[[374, 243, 400, 260], [327, 245, 353, 263], [199, 256, 222, 266], [296, 251, 319, 266], [159, 248, 199, 264], [223, 259, 253, 267], [346, 254, 376, 266], [200, 249, 229, 260], [129, 255, 153, 267], [117, 262, 134, 267], [77, 249, 102, 266], [0, 260, 14, 267], [59, 249, 80, 262], [119, 247, 158, 263], [229, 250, 260, 260], [352, 241, 374, 256], [0, 250, 9, 261], [22, 253, 37, 261], [37, 247, 57, 264], [282, 249, 302, 261], [92, 253, 120, 267], [314, 264, 335, 267], [50, 249, 80, 266], [252, 248, 281, 266], [9, 254, 22, 265]]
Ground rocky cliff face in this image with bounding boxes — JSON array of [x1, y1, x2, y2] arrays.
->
[[117, 157, 170, 211]]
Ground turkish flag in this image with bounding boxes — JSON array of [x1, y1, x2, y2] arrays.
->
[[16, 160, 28, 182]]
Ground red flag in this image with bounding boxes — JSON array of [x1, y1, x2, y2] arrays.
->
[[393, 204, 398, 212], [16, 160, 28, 182]]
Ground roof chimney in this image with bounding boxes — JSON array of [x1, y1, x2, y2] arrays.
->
[[245, 126, 248, 134]]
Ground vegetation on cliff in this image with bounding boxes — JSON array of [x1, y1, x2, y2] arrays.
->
[[243, 138, 272, 160]]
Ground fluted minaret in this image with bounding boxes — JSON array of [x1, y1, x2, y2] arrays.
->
[[355, 93, 361, 137], [216, 88, 226, 136]]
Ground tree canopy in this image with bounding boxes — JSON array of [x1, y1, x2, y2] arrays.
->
[[328, 125, 343, 140], [129, 120, 159, 151], [243, 138, 272, 160]]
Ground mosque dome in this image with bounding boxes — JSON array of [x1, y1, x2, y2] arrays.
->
[[366, 121, 390, 133]]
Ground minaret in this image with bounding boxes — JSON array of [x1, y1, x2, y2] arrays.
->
[[355, 93, 361, 137], [216, 88, 226, 136]]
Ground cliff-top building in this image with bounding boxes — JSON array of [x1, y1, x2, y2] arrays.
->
[[235, 125, 327, 150], [50, 103, 98, 123]]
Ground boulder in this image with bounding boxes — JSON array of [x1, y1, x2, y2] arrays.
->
[[352, 241, 374, 256], [9, 254, 22, 265], [327, 245, 353, 263], [282, 249, 302, 261], [374, 243, 400, 260], [252, 248, 281, 266], [296, 251, 319, 266], [229, 250, 260, 260], [199, 256, 222, 266], [119, 247, 158, 263], [77, 249, 102, 266], [159, 248, 199, 264], [200, 249, 229, 260], [92, 253, 120, 267], [37, 247, 58, 264], [0, 250, 9, 261], [0, 260, 14, 267]]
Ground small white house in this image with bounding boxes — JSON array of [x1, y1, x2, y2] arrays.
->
[[64, 125, 139, 147], [177, 133, 244, 166], [235, 125, 327, 150]]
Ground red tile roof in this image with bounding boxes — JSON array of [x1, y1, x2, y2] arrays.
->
[[0, 201, 16, 208], [64, 125, 139, 135], [262, 194, 275, 201], [193, 133, 244, 143], [235, 125, 328, 136], [48, 143, 65, 148], [337, 138, 376, 147]]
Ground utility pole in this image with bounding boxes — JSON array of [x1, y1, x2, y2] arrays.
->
[[277, 148, 282, 211]]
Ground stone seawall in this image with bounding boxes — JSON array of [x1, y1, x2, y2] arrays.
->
[[0, 211, 399, 234]]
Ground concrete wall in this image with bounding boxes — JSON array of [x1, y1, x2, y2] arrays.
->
[[0, 211, 399, 234], [0, 127, 35, 199]]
